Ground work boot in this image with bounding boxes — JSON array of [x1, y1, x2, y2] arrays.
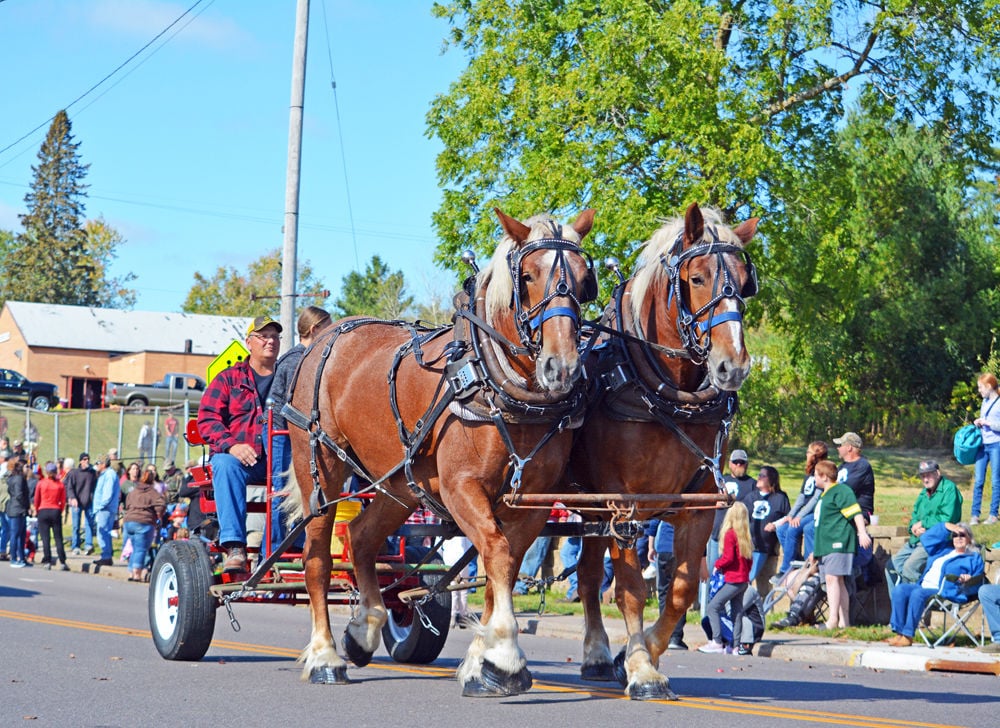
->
[[223, 545, 248, 573]]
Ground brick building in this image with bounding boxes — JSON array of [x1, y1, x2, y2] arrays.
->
[[0, 301, 251, 408]]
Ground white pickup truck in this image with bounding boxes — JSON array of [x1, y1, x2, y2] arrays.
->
[[107, 373, 207, 409]]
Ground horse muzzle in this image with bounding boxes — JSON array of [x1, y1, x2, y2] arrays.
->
[[708, 353, 751, 391], [537, 352, 582, 395]]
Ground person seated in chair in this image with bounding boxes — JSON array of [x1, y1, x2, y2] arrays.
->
[[887, 521, 984, 647], [197, 316, 281, 573], [889, 460, 962, 584]]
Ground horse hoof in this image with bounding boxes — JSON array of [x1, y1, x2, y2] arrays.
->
[[580, 661, 615, 682], [462, 679, 506, 698], [628, 680, 678, 701], [308, 665, 350, 685], [342, 630, 374, 668], [612, 650, 628, 688], [476, 660, 532, 696]]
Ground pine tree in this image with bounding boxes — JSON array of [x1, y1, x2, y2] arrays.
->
[[5, 110, 135, 307]]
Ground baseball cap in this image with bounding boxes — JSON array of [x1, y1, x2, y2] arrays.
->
[[833, 431, 863, 449], [164, 460, 176, 470], [44, 461, 58, 475], [918, 459, 939, 475], [79, 452, 89, 461], [246, 315, 283, 337], [729, 449, 748, 463]]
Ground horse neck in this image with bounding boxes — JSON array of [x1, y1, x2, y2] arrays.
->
[[628, 276, 705, 391]]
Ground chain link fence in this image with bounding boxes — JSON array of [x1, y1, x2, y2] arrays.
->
[[0, 401, 198, 469]]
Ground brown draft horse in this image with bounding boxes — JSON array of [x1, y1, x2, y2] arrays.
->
[[285, 208, 595, 696], [570, 203, 758, 700]]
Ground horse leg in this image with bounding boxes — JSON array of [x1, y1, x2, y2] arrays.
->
[[342, 491, 413, 666], [451, 497, 531, 698], [578, 535, 615, 681], [610, 540, 677, 701], [298, 504, 349, 684]]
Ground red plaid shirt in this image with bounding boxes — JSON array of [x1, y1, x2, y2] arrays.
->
[[197, 360, 266, 458]]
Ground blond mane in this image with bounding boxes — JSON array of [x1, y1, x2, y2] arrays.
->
[[629, 207, 736, 322], [478, 213, 583, 321]]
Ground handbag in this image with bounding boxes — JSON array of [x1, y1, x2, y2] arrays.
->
[[954, 425, 983, 465], [955, 397, 999, 465]]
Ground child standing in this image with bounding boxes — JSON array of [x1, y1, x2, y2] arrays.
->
[[812, 459, 872, 630], [699, 502, 753, 654]]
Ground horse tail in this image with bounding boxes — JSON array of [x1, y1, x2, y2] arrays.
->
[[279, 467, 305, 523]]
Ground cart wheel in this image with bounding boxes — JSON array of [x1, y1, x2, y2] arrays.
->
[[382, 553, 452, 664], [148, 539, 218, 660]]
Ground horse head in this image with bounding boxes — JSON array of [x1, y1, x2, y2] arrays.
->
[[631, 203, 758, 391], [479, 207, 596, 395]]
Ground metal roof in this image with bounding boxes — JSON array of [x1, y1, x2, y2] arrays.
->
[[4, 301, 252, 356]]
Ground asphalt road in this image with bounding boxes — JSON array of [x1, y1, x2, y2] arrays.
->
[[1, 566, 997, 728]]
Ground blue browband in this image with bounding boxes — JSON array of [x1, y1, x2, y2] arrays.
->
[[528, 306, 579, 331]]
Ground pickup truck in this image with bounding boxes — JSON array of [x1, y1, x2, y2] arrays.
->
[[0, 368, 60, 410], [107, 373, 207, 409]]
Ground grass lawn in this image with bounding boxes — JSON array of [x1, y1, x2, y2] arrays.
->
[[472, 445, 1000, 644]]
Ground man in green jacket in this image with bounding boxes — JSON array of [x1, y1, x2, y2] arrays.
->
[[890, 460, 963, 583]]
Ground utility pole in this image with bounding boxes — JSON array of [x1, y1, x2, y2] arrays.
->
[[280, 0, 309, 350]]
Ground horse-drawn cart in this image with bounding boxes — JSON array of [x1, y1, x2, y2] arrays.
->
[[147, 420, 457, 665]]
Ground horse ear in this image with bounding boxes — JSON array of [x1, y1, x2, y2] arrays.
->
[[494, 208, 532, 244], [683, 203, 704, 247], [571, 208, 595, 239], [732, 217, 760, 246]]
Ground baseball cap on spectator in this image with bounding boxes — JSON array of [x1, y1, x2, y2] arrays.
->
[[13, 440, 22, 447], [246, 315, 283, 336], [79, 452, 89, 461], [44, 461, 58, 475], [833, 431, 863, 449], [918, 459, 939, 475], [729, 449, 748, 463], [164, 460, 176, 470]]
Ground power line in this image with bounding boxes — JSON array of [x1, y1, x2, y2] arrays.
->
[[320, 0, 361, 272], [0, 0, 211, 161]]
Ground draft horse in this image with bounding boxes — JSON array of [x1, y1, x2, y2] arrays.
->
[[571, 203, 758, 699], [285, 207, 596, 696]]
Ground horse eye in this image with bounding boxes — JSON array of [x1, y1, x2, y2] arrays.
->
[[690, 275, 705, 286], [522, 274, 533, 284]]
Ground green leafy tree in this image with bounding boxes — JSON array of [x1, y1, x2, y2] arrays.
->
[[182, 248, 327, 318], [4, 110, 136, 307], [428, 0, 1000, 439], [333, 255, 414, 319]]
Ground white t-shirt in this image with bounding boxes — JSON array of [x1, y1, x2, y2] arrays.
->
[[920, 550, 962, 590]]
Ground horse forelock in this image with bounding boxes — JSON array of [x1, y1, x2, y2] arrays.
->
[[480, 214, 581, 321], [629, 207, 735, 322]]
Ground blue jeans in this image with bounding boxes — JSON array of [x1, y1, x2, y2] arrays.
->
[[210, 452, 269, 546], [560, 536, 581, 597], [0, 511, 9, 554], [165, 435, 179, 464], [8, 515, 27, 562], [124, 521, 155, 572], [972, 441, 1000, 518], [776, 512, 814, 574], [266, 430, 291, 556], [889, 583, 936, 637], [980, 583, 1000, 643], [70, 506, 96, 551], [95, 509, 115, 560], [514, 536, 551, 593]]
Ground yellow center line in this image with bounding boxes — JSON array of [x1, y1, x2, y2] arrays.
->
[[0, 609, 967, 728]]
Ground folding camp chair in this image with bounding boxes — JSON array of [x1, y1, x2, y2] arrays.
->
[[916, 573, 988, 648]]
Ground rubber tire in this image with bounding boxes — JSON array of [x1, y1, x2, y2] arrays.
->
[[148, 540, 218, 661], [381, 550, 452, 664], [128, 397, 148, 410], [30, 395, 51, 411]]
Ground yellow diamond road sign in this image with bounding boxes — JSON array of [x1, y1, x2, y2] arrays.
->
[[207, 340, 250, 385]]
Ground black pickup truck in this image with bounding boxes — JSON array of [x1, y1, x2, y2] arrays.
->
[[0, 368, 60, 410]]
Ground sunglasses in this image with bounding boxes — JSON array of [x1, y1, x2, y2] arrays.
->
[[731, 460, 747, 465]]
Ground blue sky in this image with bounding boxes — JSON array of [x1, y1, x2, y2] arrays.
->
[[0, 0, 466, 313]]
